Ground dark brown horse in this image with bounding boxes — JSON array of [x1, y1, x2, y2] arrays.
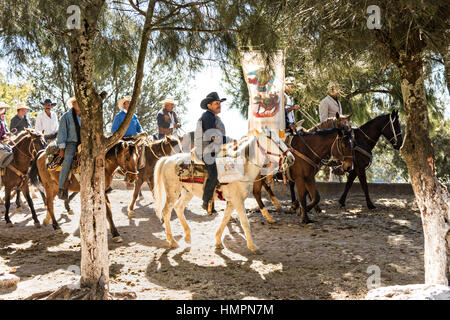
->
[[288, 127, 353, 223], [2, 128, 46, 227], [252, 113, 352, 222], [338, 110, 402, 209], [30, 140, 139, 242], [127, 135, 183, 217]]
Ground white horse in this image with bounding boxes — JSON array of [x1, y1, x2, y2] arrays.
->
[[153, 127, 295, 254]]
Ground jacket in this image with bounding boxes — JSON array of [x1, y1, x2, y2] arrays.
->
[[57, 110, 81, 149], [111, 110, 143, 137], [319, 95, 342, 122]]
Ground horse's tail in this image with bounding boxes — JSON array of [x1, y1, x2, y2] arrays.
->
[[29, 150, 45, 194], [153, 157, 167, 221]]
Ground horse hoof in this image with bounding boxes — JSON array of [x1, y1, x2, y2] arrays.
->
[[112, 236, 123, 243], [368, 205, 376, 210], [169, 241, 179, 248], [252, 248, 263, 255], [43, 218, 51, 226], [6, 222, 13, 228], [34, 222, 41, 228], [128, 210, 133, 218], [68, 210, 74, 215], [266, 217, 276, 224], [184, 236, 191, 244], [275, 206, 283, 213], [139, 196, 145, 201], [215, 242, 224, 249], [55, 228, 63, 234]]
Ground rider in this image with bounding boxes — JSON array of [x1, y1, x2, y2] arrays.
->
[[194, 92, 231, 213], [35, 99, 59, 142], [10, 102, 32, 135], [111, 95, 143, 140], [157, 96, 181, 139], [0, 102, 11, 142], [56, 96, 81, 200], [319, 81, 343, 122], [284, 77, 302, 135]]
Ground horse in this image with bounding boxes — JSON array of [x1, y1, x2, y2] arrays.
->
[[127, 135, 184, 218], [153, 127, 295, 254], [252, 113, 352, 222], [30, 140, 139, 242], [338, 110, 403, 209], [1, 128, 46, 227], [288, 127, 354, 224]]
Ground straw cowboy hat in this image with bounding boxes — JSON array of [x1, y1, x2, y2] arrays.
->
[[15, 102, 30, 111], [0, 101, 11, 115], [118, 96, 132, 109], [160, 96, 178, 105], [66, 96, 77, 108]]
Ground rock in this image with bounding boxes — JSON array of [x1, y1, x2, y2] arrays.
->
[[366, 284, 450, 300], [0, 273, 20, 288]]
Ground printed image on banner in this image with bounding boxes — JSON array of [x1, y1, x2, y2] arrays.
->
[[240, 50, 285, 134]]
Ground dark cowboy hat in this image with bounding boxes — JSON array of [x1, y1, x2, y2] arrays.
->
[[200, 92, 226, 110], [41, 99, 57, 106]]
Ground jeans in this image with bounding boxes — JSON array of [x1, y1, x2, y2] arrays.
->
[[58, 142, 78, 190], [203, 163, 218, 204]]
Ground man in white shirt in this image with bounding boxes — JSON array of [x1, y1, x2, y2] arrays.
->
[[35, 99, 59, 142], [319, 82, 343, 122], [284, 77, 302, 134]]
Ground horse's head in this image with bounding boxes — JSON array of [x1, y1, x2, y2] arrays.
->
[[258, 126, 295, 172], [23, 128, 46, 158], [163, 135, 182, 154], [331, 129, 354, 173], [335, 112, 352, 132], [115, 140, 139, 185], [381, 110, 403, 150]]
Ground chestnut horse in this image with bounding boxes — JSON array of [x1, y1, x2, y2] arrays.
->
[[1, 128, 46, 227], [252, 113, 352, 222], [30, 140, 139, 242], [288, 127, 354, 224]]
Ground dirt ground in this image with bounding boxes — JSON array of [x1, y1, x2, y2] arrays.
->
[[0, 184, 426, 300]]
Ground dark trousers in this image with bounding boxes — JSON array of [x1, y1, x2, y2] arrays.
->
[[203, 163, 218, 204]]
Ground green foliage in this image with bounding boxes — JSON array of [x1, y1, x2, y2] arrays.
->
[[0, 74, 34, 125]]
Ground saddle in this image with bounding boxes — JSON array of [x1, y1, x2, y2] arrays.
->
[[46, 141, 81, 173]]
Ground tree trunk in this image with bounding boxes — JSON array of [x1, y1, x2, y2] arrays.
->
[[67, 0, 110, 299], [399, 54, 450, 285]]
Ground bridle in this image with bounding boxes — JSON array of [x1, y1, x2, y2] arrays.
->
[[381, 113, 401, 146], [330, 133, 353, 163], [115, 142, 139, 178], [148, 136, 182, 159], [7, 132, 44, 160]]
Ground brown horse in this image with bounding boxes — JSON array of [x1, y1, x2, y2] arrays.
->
[[30, 140, 139, 242], [252, 113, 352, 222], [2, 128, 46, 227], [127, 135, 183, 217], [289, 127, 353, 223]]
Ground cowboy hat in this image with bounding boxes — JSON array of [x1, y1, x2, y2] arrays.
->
[[41, 98, 57, 106], [0, 101, 11, 109], [15, 102, 30, 111], [327, 81, 343, 95], [160, 96, 177, 105], [200, 92, 226, 110], [66, 96, 77, 108], [118, 96, 132, 109]]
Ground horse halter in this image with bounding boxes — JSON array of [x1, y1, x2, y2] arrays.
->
[[330, 132, 353, 162], [115, 143, 139, 178], [381, 113, 401, 146], [9, 132, 44, 160], [149, 136, 182, 159]]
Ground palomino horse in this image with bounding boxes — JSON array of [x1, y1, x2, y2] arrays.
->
[[153, 127, 295, 254], [1, 128, 46, 227], [252, 113, 352, 222], [30, 140, 139, 242], [288, 127, 354, 224], [127, 135, 183, 217], [339, 110, 403, 209]]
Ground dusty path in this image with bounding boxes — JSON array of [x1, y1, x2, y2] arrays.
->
[[0, 185, 426, 299]]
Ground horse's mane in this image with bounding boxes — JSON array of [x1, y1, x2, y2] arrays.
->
[[300, 127, 340, 136], [106, 140, 135, 158], [358, 113, 390, 130]]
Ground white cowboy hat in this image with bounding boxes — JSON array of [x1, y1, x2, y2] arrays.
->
[[160, 96, 177, 105], [118, 96, 132, 109], [66, 96, 77, 108], [0, 101, 11, 109], [15, 102, 30, 111]]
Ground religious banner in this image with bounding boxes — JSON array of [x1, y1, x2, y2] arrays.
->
[[240, 49, 286, 138]]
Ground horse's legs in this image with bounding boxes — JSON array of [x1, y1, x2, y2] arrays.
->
[[4, 187, 12, 226], [21, 185, 40, 227], [105, 194, 121, 242], [262, 180, 282, 212], [295, 179, 311, 224], [304, 179, 320, 214], [289, 181, 299, 214], [44, 191, 61, 232], [357, 169, 376, 209], [173, 189, 192, 244], [338, 169, 357, 208], [64, 192, 77, 215], [128, 177, 144, 218], [252, 178, 275, 224], [215, 201, 234, 249], [162, 197, 178, 248], [15, 188, 22, 208], [233, 199, 261, 254]]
